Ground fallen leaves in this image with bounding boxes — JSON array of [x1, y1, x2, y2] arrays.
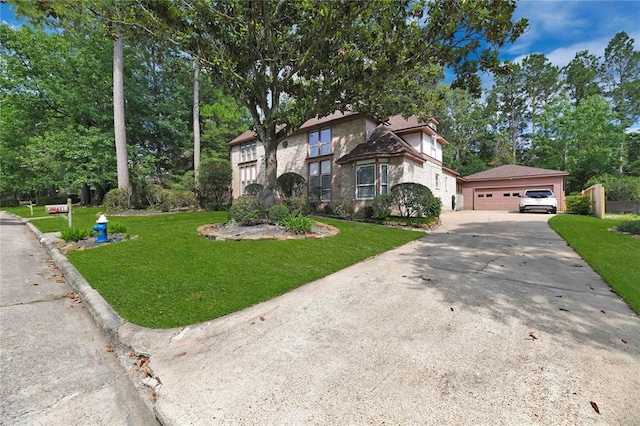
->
[[134, 356, 152, 377], [106, 345, 118, 358], [527, 332, 538, 341], [559, 308, 570, 312], [621, 339, 628, 344], [590, 401, 600, 414], [63, 292, 81, 304]]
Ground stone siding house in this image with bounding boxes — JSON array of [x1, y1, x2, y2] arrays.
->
[[229, 111, 461, 212]]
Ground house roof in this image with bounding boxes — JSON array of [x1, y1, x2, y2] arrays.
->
[[229, 111, 363, 145], [335, 125, 426, 165], [463, 164, 568, 181], [385, 115, 448, 145], [229, 111, 448, 146]]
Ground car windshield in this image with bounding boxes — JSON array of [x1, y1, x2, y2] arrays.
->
[[524, 190, 553, 198]]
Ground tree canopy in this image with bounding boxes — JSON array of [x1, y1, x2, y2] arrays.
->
[[136, 0, 527, 197]]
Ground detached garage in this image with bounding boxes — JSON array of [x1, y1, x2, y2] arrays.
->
[[462, 165, 568, 211]]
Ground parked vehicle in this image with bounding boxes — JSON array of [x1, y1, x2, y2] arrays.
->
[[519, 189, 557, 214]]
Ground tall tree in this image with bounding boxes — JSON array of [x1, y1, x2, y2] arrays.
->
[[533, 95, 623, 192], [599, 31, 640, 174], [138, 0, 527, 202], [0, 22, 116, 202], [521, 53, 559, 143], [488, 62, 528, 164], [600, 32, 640, 128], [113, 29, 129, 188], [564, 50, 601, 105], [437, 87, 488, 175], [13, 0, 141, 189]]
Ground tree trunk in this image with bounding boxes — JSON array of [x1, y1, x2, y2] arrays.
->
[[113, 30, 130, 189], [263, 139, 279, 208], [81, 182, 91, 205], [193, 60, 201, 208]]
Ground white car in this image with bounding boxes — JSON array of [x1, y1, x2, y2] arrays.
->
[[519, 189, 557, 214]]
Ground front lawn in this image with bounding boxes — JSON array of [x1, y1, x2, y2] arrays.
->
[[549, 214, 640, 314], [15, 208, 424, 328]]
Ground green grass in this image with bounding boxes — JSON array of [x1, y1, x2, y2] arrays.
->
[[549, 214, 640, 314], [13, 207, 424, 328]]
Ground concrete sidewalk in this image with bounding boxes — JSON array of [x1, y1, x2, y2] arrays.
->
[[130, 211, 639, 424], [9, 210, 640, 425], [0, 212, 158, 425]]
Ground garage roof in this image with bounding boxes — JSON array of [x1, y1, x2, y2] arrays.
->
[[464, 165, 568, 181]]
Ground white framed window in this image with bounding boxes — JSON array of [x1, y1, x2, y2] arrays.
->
[[309, 128, 331, 157], [240, 142, 256, 162], [309, 160, 331, 201], [356, 164, 375, 199], [435, 173, 440, 189], [380, 164, 388, 195], [240, 164, 257, 195]]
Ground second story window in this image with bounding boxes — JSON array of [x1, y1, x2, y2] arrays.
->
[[309, 128, 331, 157], [240, 142, 256, 162]]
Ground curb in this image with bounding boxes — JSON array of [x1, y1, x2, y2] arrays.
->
[[24, 219, 123, 347]]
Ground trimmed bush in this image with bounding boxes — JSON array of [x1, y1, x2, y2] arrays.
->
[[390, 183, 439, 218], [268, 205, 290, 225], [283, 215, 314, 234], [228, 196, 265, 225], [244, 183, 264, 197], [616, 220, 640, 235], [565, 195, 591, 215], [61, 226, 92, 242], [277, 172, 306, 198], [103, 187, 132, 212]]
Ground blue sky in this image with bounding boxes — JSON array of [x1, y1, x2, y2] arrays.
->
[[507, 0, 640, 66]]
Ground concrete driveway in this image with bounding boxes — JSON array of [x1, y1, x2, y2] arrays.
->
[[125, 211, 640, 425]]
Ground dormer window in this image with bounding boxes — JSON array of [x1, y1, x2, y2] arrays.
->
[[309, 128, 331, 157]]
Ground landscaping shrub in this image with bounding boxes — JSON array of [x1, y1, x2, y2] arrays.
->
[[198, 158, 232, 209], [390, 183, 439, 218], [108, 221, 128, 234], [425, 196, 443, 218], [268, 204, 290, 225], [282, 215, 314, 234], [362, 205, 375, 219], [103, 187, 132, 212], [616, 220, 640, 235], [277, 172, 306, 198], [61, 226, 92, 242], [143, 184, 193, 212], [228, 196, 265, 225], [283, 197, 312, 216], [329, 199, 351, 217], [244, 183, 264, 197], [565, 195, 592, 215], [372, 194, 392, 219]]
